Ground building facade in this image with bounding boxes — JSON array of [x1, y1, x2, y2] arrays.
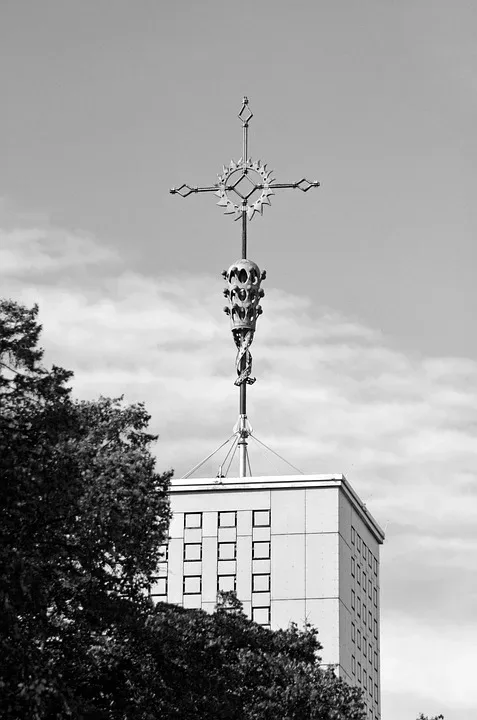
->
[[151, 473, 384, 720]]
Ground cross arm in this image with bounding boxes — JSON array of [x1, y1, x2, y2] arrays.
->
[[170, 183, 219, 197], [269, 179, 320, 192]]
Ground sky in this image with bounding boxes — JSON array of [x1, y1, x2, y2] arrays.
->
[[1, 1, 477, 718]]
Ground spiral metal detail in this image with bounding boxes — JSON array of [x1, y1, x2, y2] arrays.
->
[[223, 259, 265, 386]]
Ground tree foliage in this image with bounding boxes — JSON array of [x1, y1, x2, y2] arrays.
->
[[1, 300, 172, 717], [1, 299, 366, 719]]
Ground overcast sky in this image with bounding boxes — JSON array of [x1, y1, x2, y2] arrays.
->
[[2, 2, 477, 719]]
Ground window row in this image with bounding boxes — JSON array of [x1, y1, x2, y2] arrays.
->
[[183, 540, 271, 562], [184, 509, 271, 529], [351, 558, 378, 607], [217, 573, 270, 593], [351, 526, 378, 575], [151, 572, 271, 597], [351, 591, 378, 636], [351, 657, 379, 702], [351, 625, 379, 669]]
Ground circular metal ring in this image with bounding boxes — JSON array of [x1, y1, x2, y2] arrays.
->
[[215, 159, 275, 220]]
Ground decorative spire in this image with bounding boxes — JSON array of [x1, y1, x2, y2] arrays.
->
[[170, 98, 319, 477]]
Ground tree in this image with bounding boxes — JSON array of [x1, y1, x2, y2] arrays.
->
[[416, 715, 445, 720], [74, 592, 366, 720], [1, 299, 366, 719], [0, 299, 172, 718]]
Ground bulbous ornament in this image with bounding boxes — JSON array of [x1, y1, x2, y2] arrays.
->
[[222, 259, 266, 386]]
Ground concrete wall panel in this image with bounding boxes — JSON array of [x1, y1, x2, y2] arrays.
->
[[271, 489, 305, 535], [271, 599, 306, 630], [271, 534, 305, 600], [306, 533, 339, 598], [173, 491, 270, 513], [236, 535, 252, 602], [305, 487, 339, 533], [167, 538, 183, 604], [305, 598, 340, 665], [202, 537, 218, 603]]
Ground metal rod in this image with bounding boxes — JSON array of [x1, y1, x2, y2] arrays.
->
[[239, 206, 248, 478], [240, 381, 246, 416], [249, 433, 304, 475], [242, 98, 248, 163], [181, 433, 236, 479]]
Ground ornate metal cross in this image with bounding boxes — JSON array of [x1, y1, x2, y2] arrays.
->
[[170, 97, 319, 478]]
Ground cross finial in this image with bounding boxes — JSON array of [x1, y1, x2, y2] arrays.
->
[[170, 98, 319, 478]]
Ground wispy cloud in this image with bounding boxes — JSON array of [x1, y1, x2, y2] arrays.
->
[[2, 220, 476, 714], [0, 226, 118, 277]]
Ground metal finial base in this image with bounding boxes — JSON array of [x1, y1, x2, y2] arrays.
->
[[233, 414, 252, 478]]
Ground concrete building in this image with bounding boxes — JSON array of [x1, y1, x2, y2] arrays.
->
[[151, 472, 385, 720]]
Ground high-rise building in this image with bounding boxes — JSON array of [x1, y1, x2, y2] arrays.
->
[[151, 473, 384, 720], [168, 99, 385, 719]]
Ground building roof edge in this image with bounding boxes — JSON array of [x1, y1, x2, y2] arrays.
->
[[169, 473, 385, 544]]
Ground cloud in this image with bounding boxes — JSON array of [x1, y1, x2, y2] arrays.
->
[[2, 220, 476, 715], [382, 613, 477, 710], [0, 226, 117, 276]]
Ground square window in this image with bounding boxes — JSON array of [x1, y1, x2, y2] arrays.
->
[[357, 629, 361, 650], [218, 575, 236, 592], [183, 575, 201, 594], [351, 622, 356, 643], [253, 541, 270, 560], [351, 655, 356, 674], [351, 589, 355, 610], [218, 511, 236, 528], [253, 510, 271, 527], [351, 526, 356, 545], [150, 576, 167, 596], [252, 573, 270, 592], [184, 512, 202, 529], [351, 557, 355, 577], [158, 544, 168, 562], [252, 606, 270, 626], [184, 543, 202, 561], [218, 542, 236, 560]]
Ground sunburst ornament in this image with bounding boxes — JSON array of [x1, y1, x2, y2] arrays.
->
[[215, 158, 275, 221]]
